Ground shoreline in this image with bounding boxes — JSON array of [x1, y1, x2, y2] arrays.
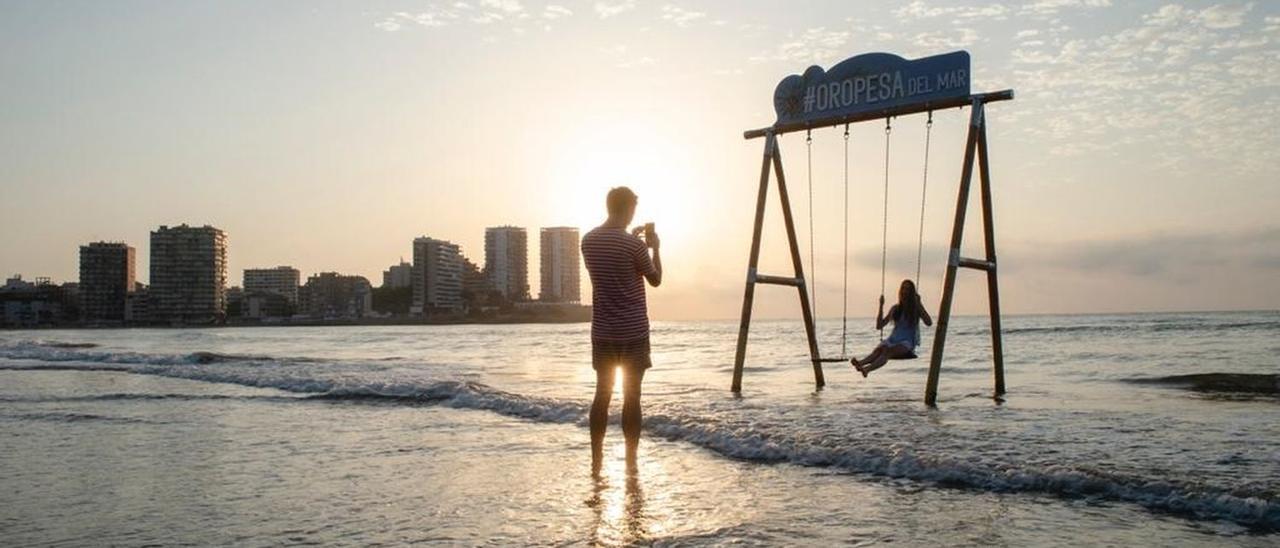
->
[[2, 308, 593, 330], [3, 308, 1276, 331]]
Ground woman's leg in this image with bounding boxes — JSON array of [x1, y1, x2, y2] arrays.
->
[[854, 345, 885, 367], [861, 344, 914, 375]]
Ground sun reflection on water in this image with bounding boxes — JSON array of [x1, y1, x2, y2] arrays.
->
[[586, 442, 680, 546]]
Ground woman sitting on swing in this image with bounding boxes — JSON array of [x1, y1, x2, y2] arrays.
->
[[852, 279, 933, 377]]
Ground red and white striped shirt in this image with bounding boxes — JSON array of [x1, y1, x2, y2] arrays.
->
[[581, 226, 656, 342]]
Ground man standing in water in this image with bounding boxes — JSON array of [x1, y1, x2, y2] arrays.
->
[[581, 186, 662, 473]]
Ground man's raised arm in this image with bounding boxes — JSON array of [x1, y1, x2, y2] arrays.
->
[[644, 226, 662, 287]]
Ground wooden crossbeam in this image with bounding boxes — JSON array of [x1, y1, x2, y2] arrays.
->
[[754, 274, 804, 286], [956, 257, 995, 271]]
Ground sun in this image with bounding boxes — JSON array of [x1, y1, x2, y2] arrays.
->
[[552, 121, 701, 244]]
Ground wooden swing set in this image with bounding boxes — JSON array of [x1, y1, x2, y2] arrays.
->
[[730, 51, 1013, 406]]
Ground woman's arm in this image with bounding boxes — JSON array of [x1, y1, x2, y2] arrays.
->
[[877, 304, 896, 331], [920, 299, 933, 327]]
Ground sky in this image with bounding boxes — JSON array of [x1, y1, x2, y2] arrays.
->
[[1, 0, 1277, 320]]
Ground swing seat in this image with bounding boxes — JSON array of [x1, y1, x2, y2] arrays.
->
[[893, 352, 918, 360]]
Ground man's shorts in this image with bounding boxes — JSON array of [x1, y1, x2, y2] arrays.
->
[[592, 337, 652, 371]]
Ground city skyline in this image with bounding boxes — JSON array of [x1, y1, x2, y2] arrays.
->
[[2, 1, 1278, 318], [6, 220, 583, 291], [1, 219, 584, 326]]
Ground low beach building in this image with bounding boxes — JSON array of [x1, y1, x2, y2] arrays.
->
[[244, 266, 300, 305], [382, 260, 412, 289], [298, 272, 372, 319]]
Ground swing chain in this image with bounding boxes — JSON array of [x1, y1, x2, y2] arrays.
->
[[917, 111, 933, 289], [841, 123, 850, 359], [879, 118, 892, 338], [805, 129, 816, 320]]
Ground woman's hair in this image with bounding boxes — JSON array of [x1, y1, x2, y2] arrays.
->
[[894, 279, 920, 325]]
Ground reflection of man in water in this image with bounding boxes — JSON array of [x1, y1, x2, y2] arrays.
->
[[581, 186, 663, 473]]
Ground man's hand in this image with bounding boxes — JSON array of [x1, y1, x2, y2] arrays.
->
[[645, 223, 660, 250]]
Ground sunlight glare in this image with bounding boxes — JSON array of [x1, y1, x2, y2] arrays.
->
[[553, 120, 701, 244]]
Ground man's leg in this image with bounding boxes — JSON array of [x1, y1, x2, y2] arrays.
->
[[621, 366, 645, 463], [591, 365, 616, 473]]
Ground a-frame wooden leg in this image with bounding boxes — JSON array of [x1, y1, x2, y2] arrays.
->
[[732, 134, 776, 392], [925, 101, 984, 406], [976, 122, 1006, 397], [772, 141, 825, 389]]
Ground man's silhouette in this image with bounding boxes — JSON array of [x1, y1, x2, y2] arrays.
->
[[581, 186, 662, 473]]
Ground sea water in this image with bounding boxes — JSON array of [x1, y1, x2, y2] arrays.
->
[[1, 312, 1277, 546]]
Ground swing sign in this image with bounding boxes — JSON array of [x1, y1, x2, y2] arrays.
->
[[774, 51, 970, 127]]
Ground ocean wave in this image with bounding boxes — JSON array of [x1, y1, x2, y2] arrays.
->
[[187, 351, 324, 364], [0, 342, 324, 367], [1125, 373, 1279, 395], [40, 341, 100, 349], [0, 393, 301, 403], [0, 364, 134, 373], [0, 411, 163, 425], [3, 358, 1276, 529]]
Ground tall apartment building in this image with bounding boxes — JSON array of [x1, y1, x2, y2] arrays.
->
[[244, 266, 300, 304], [412, 237, 463, 315], [79, 242, 135, 323], [484, 226, 529, 302], [539, 227, 581, 303], [149, 224, 227, 324], [382, 260, 412, 289]]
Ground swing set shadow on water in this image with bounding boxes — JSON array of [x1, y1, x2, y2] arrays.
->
[[730, 50, 1012, 407]]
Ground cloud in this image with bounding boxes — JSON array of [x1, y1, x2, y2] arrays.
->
[[479, 0, 524, 15], [543, 5, 572, 20], [661, 5, 706, 27], [750, 27, 850, 64], [374, 6, 463, 31], [1020, 0, 1113, 17], [599, 44, 656, 68], [1197, 2, 1253, 29], [910, 27, 982, 50], [594, 1, 636, 19], [1024, 228, 1280, 281], [374, 1, 541, 32], [893, 1, 1012, 20], [599, 44, 628, 56], [849, 227, 1280, 279], [1004, 2, 1280, 173]]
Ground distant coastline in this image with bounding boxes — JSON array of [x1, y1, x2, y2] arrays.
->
[[1, 305, 591, 330]]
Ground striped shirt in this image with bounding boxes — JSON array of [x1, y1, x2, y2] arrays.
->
[[581, 226, 656, 342]]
